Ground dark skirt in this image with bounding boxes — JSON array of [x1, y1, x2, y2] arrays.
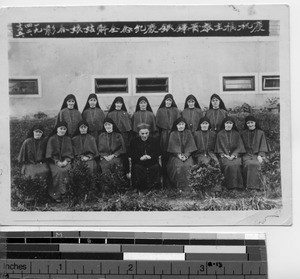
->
[[48, 163, 71, 200], [21, 163, 49, 179], [242, 154, 262, 190], [132, 163, 161, 190], [100, 157, 123, 173], [195, 153, 219, 165], [167, 156, 194, 188], [219, 157, 244, 190]]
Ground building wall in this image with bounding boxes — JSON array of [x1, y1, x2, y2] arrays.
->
[[9, 36, 279, 118]]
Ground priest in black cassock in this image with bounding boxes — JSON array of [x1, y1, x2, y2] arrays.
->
[[129, 123, 161, 191]]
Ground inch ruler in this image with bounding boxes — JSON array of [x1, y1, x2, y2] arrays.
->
[[0, 231, 268, 279]]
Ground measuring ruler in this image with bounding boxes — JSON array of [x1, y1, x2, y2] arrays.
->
[[0, 231, 268, 278]]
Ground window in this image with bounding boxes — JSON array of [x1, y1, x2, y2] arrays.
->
[[262, 75, 280, 91], [95, 78, 128, 94], [135, 77, 169, 94], [9, 78, 40, 96], [223, 76, 255, 91]]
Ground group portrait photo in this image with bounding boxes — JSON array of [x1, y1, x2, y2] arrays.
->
[[0, 4, 291, 226]]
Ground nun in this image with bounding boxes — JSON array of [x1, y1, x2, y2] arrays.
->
[[193, 116, 218, 165], [215, 117, 245, 190], [205, 93, 228, 132], [46, 121, 74, 202], [82, 93, 106, 139], [181, 94, 203, 133], [106, 96, 132, 149], [56, 94, 82, 137], [241, 115, 269, 190], [156, 94, 180, 181], [97, 118, 127, 174], [18, 124, 49, 179], [132, 96, 157, 137], [72, 120, 99, 174], [167, 117, 197, 188]]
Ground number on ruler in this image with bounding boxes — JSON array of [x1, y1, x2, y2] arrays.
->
[[128, 264, 133, 272], [199, 265, 205, 272]]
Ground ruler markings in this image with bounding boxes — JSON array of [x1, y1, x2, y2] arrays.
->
[[0, 233, 267, 278]]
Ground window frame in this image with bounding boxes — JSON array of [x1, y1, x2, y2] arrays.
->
[[260, 73, 280, 93], [92, 75, 131, 96], [9, 76, 42, 98], [133, 75, 171, 96], [220, 73, 258, 94]]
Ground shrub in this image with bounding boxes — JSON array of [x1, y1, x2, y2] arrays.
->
[[189, 160, 223, 197], [64, 159, 97, 206], [12, 170, 49, 209], [260, 150, 281, 199], [94, 164, 130, 196]]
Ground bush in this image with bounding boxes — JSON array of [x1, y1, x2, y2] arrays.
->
[[260, 150, 281, 199], [189, 160, 223, 197], [65, 159, 97, 206], [12, 170, 49, 209], [94, 164, 130, 196]]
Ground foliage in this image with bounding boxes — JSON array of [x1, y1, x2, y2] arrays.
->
[[12, 170, 49, 209], [34, 111, 48, 119], [94, 163, 130, 196], [260, 150, 281, 199], [189, 160, 223, 197], [64, 159, 98, 206]]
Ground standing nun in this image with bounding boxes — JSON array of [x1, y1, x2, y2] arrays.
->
[[82, 93, 106, 139], [181, 94, 203, 133], [156, 94, 180, 181], [167, 117, 197, 188], [205, 94, 228, 132], [106, 96, 132, 149], [72, 120, 99, 174], [132, 96, 157, 137], [18, 124, 49, 179], [56, 94, 82, 137], [215, 117, 245, 190], [97, 118, 127, 174], [46, 121, 74, 202], [241, 115, 269, 190]]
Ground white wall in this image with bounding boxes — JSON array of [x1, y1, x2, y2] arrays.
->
[[9, 36, 279, 118]]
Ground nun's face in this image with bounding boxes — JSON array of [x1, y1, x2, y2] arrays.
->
[[211, 97, 220, 109], [115, 101, 123, 110], [165, 98, 172, 108], [104, 122, 113, 133], [187, 99, 195, 109], [57, 126, 67, 136], [224, 121, 233, 131], [79, 124, 88, 134], [88, 98, 97, 108], [139, 128, 150, 141], [67, 99, 75, 109], [33, 129, 43, 139], [177, 121, 186, 132], [139, 100, 147, 111], [247, 121, 256, 130], [200, 121, 209, 131]]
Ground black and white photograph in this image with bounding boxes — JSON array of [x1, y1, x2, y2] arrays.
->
[[0, 4, 291, 225]]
